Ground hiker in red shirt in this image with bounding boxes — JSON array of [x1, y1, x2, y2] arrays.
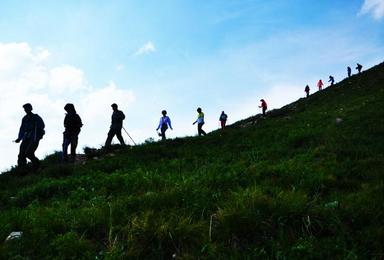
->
[[259, 99, 267, 116], [317, 79, 324, 90]]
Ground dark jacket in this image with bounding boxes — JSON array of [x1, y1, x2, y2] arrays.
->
[[219, 113, 228, 121], [110, 110, 125, 129], [64, 112, 82, 136], [18, 113, 45, 141]]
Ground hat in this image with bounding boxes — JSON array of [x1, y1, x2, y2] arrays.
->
[[23, 103, 32, 110], [64, 103, 75, 112]]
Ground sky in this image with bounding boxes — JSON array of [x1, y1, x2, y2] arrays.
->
[[0, 0, 383, 172]]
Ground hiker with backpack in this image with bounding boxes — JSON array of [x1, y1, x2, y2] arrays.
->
[[219, 111, 228, 129], [356, 63, 363, 74], [304, 85, 310, 98], [347, 66, 352, 77], [14, 103, 45, 170], [105, 103, 126, 147], [317, 79, 324, 90], [259, 99, 267, 116], [156, 110, 173, 140], [193, 107, 206, 136], [329, 75, 335, 86], [62, 103, 83, 162]]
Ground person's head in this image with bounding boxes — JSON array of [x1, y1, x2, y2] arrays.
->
[[161, 110, 167, 116], [221, 111, 225, 114], [64, 103, 76, 113], [23, 103, 33, 114], [197, 107, 202, 113], [111, 103, 118, 111], [260, 99, 264, 102]]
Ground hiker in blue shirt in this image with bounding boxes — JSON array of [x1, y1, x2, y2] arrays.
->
[[14, 103, 45, 170], [105, 103, 126, 147], [62, 103, 83, 162], [329, 75, 335, 86], [156, 110, 173, 140], [356, 63, 363, 74]]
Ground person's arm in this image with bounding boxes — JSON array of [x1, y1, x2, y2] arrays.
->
[[156, 118, 162, 130], [15, 120, 25, 142], [120, 111, 125, 120], [76, 114, 83, 128], [167, 117, 173, 130]]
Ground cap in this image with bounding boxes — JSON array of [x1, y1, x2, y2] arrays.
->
[[23, 103, 32, 110]]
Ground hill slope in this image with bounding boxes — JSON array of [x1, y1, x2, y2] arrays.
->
[[1, 63, 383, 259]]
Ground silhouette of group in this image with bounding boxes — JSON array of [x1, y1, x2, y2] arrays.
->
[[304, 63, 363, 98], [15, 62, 363, 170]]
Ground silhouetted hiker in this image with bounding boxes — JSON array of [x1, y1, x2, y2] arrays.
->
[[193, 107, 206, 136], [347, 66, 352, 77], [329, 75, 335, 86], [156, 110, 173, 141], [317, 79, 324, 90], [219, 111, 228, 129], [105, 103, 126, 147], [356, 63, 363, 74], [305, 85, 310, 98], [62, 103, 83, 162], [259, 99, 267, 116], [14, 103, 45, 170]]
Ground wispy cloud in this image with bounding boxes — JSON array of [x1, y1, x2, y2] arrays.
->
[[133, 41, 156, 56], [359, 0, 384, 20]]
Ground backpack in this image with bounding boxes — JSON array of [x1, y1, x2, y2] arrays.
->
[[34, 114, 45, 140]]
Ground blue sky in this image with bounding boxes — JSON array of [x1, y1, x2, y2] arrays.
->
[[0, 0, 383, 171]]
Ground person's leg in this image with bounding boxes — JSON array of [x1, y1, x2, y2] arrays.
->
[[26, 141, 40, 169], [70, 135, 78, 158], [262, 108, 266, 116], [115, 129, 125, 145], [199, 123, 206, 135], [17, 139, 28, 167], [62, 134, 71, 161], [220, 121, 225, 129], [105, 129, 116, 147], [161, 125, 168, 140]]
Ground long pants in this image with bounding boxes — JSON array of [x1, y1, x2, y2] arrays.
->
[[220, 120, 226, 129], [105, 128, 125, 146], [306, 91, 309, 98], [18, 138, 40, 169], [63, 133, 79, 161], [262, 107, 267, 116], [160, 124, 168, 141], [198, 123, 206, 136]]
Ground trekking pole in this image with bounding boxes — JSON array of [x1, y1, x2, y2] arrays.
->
[[122, 126, 137, 145]]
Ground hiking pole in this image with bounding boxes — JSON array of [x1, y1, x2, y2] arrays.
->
[[122, 127, 137, 145]]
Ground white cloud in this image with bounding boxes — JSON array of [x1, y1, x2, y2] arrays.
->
[[49, 65, 88, 94], [133, 41, 156, 56], [0, 42, 136, 172], [359, 0, 384, 20]]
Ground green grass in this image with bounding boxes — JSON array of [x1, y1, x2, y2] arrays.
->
[[1, 63, 383, 259]]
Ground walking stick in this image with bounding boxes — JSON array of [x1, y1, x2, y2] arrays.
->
[[122, 127, 137, 145]]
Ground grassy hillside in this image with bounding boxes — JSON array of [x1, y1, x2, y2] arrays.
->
[[1, 63, 383, 259]]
